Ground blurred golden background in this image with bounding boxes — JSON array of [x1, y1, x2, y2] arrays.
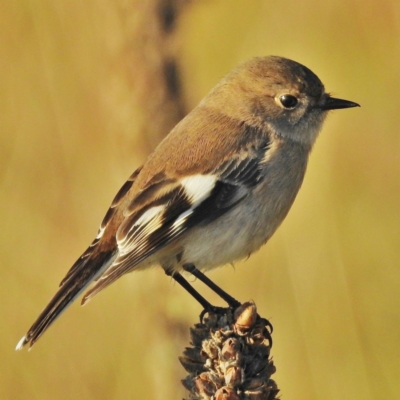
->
[[2, 1, 400, 399]]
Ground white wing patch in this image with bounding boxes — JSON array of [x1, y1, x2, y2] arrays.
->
[[180, 174, 216, 204], [171, 174, 217, 231]]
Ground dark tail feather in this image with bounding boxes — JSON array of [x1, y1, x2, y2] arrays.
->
[[16, 250, 115, 350]]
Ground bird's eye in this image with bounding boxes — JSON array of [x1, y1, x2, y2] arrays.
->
[[279, 94, 298, 109]]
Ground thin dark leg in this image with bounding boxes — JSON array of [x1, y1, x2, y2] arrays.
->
[[165, 269, 215, 311], [183, 264, 241, 308]]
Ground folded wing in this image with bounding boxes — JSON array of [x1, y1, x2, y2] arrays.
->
[[81, 149, 268, 303]]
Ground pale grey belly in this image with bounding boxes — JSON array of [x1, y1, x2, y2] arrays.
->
[[178, 184, 294, 271]]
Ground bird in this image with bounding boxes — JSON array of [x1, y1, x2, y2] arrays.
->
[[16, 56, 359, 350]]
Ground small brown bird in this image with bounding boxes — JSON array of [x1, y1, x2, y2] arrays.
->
[[16, 56, 359, 350]]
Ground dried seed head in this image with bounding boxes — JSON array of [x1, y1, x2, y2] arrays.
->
[[181, 302, 278, 400]]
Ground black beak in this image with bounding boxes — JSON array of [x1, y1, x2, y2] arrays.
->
[[320, 96, 360, 111]]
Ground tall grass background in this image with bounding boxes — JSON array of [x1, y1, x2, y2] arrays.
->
[[1, 1, 399, 399]]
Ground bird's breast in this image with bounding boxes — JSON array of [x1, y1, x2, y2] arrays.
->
[[179, 143, 309, 271]]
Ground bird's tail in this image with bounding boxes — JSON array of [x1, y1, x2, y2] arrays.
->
[[16, 250, 116, 350]]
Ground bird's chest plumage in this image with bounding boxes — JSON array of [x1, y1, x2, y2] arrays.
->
[[180, 141, 309, 271]]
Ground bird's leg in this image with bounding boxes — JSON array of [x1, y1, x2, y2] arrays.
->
[[165, 269, 213, 310], [182, 263, 241, 308], [165, 269, 234, 315]]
